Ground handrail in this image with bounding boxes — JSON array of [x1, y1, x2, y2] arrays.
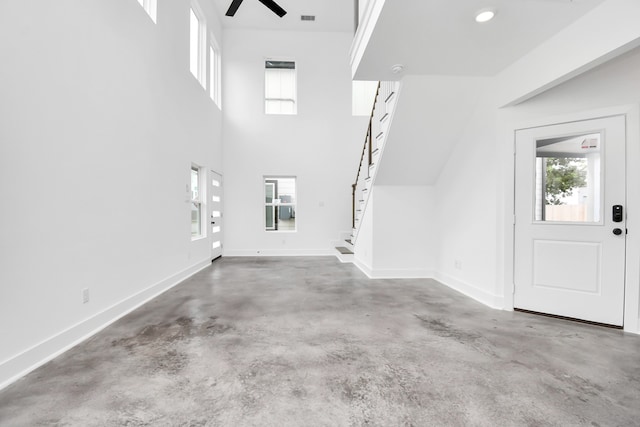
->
[[352, 81, 381, 229], [354, 82, 381, 186]]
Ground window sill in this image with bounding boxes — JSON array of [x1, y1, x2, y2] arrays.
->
[[191, 235, 207, 242]]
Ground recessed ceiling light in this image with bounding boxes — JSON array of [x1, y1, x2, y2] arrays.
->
[[475, 9, 496, 23]]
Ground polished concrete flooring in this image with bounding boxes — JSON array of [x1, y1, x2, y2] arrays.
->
[[1, 257, 640, 426]]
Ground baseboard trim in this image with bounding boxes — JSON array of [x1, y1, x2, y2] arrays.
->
[[0, 258, 211, 391], [354, 258, 374, 278], [351, 258, 430, 279], [223, 249, 334, 257], [370, 269, 432, 279], [434, 272, 504, 310]]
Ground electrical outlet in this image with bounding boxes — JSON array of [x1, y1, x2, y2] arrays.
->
[[82, 288, 90, 304], [454, 260, 462, 270]]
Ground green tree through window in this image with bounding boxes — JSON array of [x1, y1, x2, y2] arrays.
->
[[544, 157, 587, 205]]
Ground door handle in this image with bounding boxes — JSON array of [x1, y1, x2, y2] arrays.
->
[[211, 221, 216, 225], [613, 228, 623, 236]]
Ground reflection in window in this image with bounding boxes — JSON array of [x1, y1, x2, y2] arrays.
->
[[265, 177, 296, 231], [535, 133, 601, 222]]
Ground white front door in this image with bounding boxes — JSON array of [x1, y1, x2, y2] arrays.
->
[[514, 116, 626, 326], [209, 170, 223, 261]]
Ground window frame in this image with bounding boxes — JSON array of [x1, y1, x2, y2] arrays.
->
[[264, 176, 297, 232], [190, 3, 207, 88], [264, 59, 297, 115], [191, 165, 205, 240], [209, 35, 222, 108]]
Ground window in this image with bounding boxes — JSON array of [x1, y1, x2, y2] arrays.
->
[[190, 5, 206, 88], [191, 166, 204, 238], [209, 38, 222, 107], [136, 0, 157, 23], [534, 133, 601, 223], [264, 177, 296, 231], [265, 60, 297, 115]]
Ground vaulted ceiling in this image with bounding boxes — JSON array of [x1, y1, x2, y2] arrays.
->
[[211, 0, 355, 33]]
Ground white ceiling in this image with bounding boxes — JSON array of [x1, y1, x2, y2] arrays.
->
[[354, 0, 606, 81], [211, 0, 355, 33]]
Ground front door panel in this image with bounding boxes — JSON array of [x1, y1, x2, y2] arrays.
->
[[514, 116, 626, 326], [209, 171, 223, 260]]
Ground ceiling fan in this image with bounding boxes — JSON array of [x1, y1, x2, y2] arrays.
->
[[225, 0, 287, 18]]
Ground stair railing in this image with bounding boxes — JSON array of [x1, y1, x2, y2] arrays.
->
[[352, 82, 381, 228]]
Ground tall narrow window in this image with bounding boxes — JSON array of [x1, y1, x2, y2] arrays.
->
[[264, 177, 297, 231], [137, 0, 157, 22], [190, 5, 206, 88], [209, 38, 222, 108], [191, 166, 204, 238], [265, 60, 297, 115]]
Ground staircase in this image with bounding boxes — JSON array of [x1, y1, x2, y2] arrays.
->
[[335, 80, 400, 262]]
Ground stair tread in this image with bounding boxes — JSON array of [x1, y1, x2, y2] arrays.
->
[[336, 246, 354, 255], [385, 91, 395, 103]]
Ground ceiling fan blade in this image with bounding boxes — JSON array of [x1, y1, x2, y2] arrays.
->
[[226, 0, 244, 16], [257, 0, 287, 17]]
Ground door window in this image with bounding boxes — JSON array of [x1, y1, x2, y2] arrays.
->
[[534, 132, 601, 223]]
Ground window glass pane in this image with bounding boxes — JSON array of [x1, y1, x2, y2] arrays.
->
[[189, 9, 199, 79], [264, 177, 296, 231], [265, 61, 296, 115], [191, 168, 199, 200], [265, 206, 275, 229], [191, 202, 201, 236], [535, 133, 601, 223], [265, 183, 274, 203], [277, 178, 296, 204], [209, 46, 215, 100]]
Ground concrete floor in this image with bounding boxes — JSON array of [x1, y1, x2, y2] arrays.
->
[[1, 257, 639, 426]]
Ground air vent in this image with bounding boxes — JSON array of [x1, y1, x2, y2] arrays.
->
[[301, 15, 316, 21]]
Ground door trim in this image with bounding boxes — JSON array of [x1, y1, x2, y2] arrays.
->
[[502, 104, 640, 334]]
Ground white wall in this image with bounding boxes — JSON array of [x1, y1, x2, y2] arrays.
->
[[0, 0, 223, 388], [432, 91, 504, 308], [354, 190, 375, 273], [372, 186, 435, 277], [354, 186, 436, 278], [222, 29, 367, 255]]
